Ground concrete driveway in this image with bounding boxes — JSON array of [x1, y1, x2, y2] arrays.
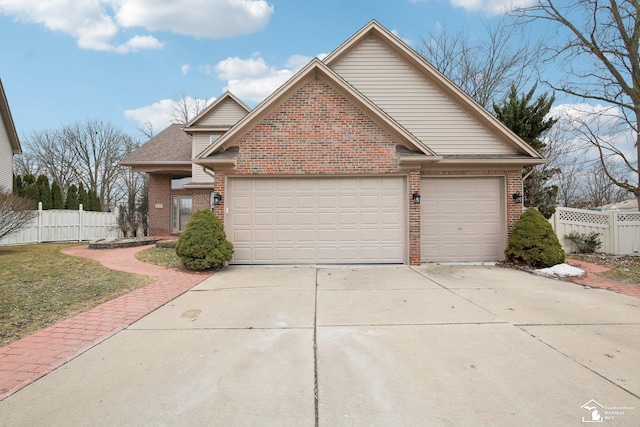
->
[[1, 265, 639, 426]]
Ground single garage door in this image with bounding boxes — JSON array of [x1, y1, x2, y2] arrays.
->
[[227, 177, 406, 264], [421, 177, 505, 262]]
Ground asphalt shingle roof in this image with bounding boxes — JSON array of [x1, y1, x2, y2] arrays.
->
[[121, 124, 191, 164]]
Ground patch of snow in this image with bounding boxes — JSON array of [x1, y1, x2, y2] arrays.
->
[[534, 263, 585, 278]]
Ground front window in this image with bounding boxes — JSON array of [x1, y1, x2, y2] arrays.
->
[[172, 196, 192, 233]]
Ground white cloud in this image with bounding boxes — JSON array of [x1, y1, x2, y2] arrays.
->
[[181, 64, 191, 75], [548, 102, 637, 165], [124, 98, 176, 133], [126, 52, 320, 131], [449, 0, 536, 14], [113, 0, 273, 39], [410, 0, 536, 15], [208, 54, 316, 103], [0, 0, 273, 53], [125, 96, 215, 133]]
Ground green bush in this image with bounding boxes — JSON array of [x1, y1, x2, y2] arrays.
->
[[505, 207, 565, 268], [564, 231, 602, 254], [175, 209, 234, 271]]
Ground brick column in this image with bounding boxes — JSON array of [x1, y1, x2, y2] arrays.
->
[[148, 174, 171, 236], [506, 170, 523, 235], [212, 172, 226, 223], [408, 169, 421, 265]]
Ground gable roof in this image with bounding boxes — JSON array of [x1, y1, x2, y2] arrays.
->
[[184, 91, 251, 131], [0, 78, 21, 154], [120, 124, 191, 173], [323, 20, 544, 162], [196, 58, 441, 163]]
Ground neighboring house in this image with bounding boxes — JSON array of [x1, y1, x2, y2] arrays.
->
[[122, 21, 545, 265], [598, 198, 639, 212], [0, 78, 21, 192]]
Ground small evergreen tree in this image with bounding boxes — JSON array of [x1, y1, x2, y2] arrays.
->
[[36, 175, 52, 210], [77, 183, 88, 210], [22, 174, 39, 205], [51, 181, 64, 209], [85, 189, 101, 211], [505, 207, 565, 268], [65, 184, 79, 210], [13, 174, 22, 195], [494, 84, 559, 218], [176, 209, 234, 271]]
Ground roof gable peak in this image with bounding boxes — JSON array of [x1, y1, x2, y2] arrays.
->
[[196, 58, 438, 160], [184, 90, 251, 129]]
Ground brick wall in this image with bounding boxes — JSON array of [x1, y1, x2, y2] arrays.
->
[[408, 169, 421, 265], [228, 76, 401, 175], [148, 174, 172, 236]]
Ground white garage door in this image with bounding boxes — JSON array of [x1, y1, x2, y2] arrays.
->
[[228, 177, 406, 264], [421, 177, 505, 262]]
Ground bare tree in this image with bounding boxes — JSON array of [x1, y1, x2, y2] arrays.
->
[[514, 0, 640, 208], [20, 128, 79, 197], [0, 190, 37, 240], [61, 120, 134, 210], [12, 151, 42, 177], [137, 119, 156, 139], [419, 17, 542, 109], [171, 91, 208, 125]]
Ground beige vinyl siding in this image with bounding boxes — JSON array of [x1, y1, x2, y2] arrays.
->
[[0, 110, 13, 191], [330, 36, 514, 156], [198, 98, 248, 127], [191, 134, 220, 183]]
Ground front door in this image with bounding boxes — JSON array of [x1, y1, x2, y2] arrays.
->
[[172, 196, 192, 233]]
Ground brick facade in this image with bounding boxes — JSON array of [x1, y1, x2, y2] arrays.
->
[[147, 75, 527, 265], [227, 77, 401, 175], [148, 174, 172, 236]]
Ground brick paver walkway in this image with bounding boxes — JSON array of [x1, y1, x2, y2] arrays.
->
[[0, 244, 212, 401], [566, 258, 640, 298]]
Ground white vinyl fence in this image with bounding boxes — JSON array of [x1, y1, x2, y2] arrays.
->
[[0, 203, 121, 246], [550, 207, 640, 255]]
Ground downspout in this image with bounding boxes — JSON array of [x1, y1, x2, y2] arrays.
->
[[521, 168, 535, 207]]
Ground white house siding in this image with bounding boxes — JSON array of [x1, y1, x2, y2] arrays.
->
[[191, 134, 222, 183], [0, 109, 13, 192], [199, 98, 248, 127], [329, 36, 514, 155]]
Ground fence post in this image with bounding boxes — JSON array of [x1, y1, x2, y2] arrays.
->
[[37, 202, 43, 243], [78, 204, 84, 242], [611, 210, 618, 254]]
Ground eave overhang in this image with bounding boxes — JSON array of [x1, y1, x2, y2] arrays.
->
[[119, 160, 192, 174]]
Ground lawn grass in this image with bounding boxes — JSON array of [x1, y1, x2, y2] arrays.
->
[[0, 243, 153, 347], [568, 254, 640, 286], [135, 247, 183, 270]]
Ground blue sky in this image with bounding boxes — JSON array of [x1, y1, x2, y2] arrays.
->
[[0, 0, 546, 142]]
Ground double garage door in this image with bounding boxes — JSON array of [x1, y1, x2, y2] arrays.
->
[[226, 176, 504, 264], [227, 177, 406, 264]]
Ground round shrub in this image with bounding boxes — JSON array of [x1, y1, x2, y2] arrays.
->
[[175, 209, 234, 271], [505, 207, 565, 268]]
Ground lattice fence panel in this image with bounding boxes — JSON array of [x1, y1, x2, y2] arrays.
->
[[558, 209, 609, 226], [617, 212, 640, 223]]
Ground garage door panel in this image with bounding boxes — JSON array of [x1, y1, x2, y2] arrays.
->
[[228, 177, 406, 264], [254, 229, 274, 243], [254, 213, 273, 226], [422, 177, 504, 262], [233, 229, 252, 243]]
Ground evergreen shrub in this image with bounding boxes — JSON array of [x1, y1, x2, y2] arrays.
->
[[176, 209, 234, 271], [505, 207, 565, 268]]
